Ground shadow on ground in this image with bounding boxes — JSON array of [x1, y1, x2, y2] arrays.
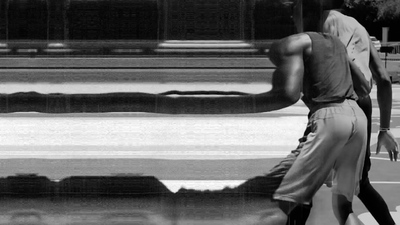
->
[[0, 174, 288, 225]]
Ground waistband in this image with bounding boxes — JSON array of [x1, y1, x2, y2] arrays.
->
[[309, 99, 358, 115]]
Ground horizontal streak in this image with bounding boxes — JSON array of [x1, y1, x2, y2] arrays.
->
[[0, 69, 274, 83], [163, 180, 400, 193], [0, 83, 273, 94], [154, 49, 258, 53], [370, 157, 397, 161], [0, 116, 307, 146], [370, 181, 400, 184], [0, 67, 273, 70], [0, 147, 294, 160], [0, 57, 274, 68], [160, 180, 246, 193]]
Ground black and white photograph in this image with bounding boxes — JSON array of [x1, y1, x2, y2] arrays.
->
[[0, 0, 400, 224]]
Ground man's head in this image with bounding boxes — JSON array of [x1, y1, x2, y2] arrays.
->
[[292, 0, 344, 32], [321, 0, 344, 10], [292, 0, 322, 32]]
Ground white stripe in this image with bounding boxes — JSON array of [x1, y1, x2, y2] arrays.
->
[[370, 181, 400, 184], [370, 156, 394, 161], [0, 147, 292, 159], [0, 116, 307, 159], [0, 82, 271, 94], [160, 180, 246, 193], [160, 180, 400, 193]]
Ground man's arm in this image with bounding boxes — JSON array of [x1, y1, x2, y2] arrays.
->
[[154, 34, 306, 114], [252, 34, 305, 112], [370, 40, 392, 128], [348, 55, 371, 98], [0, 36, 305, 115], [369, 40, 399, 161]]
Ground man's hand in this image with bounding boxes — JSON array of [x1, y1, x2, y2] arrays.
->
[[376, 131, 399, 161]]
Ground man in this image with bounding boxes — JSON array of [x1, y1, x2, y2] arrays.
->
[[263, 2, 368, 224], [287, 1, 399, 224], [158, 7, 368, 224]]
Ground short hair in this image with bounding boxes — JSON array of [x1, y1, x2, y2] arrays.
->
[[321, 0, 344, 10], [291, 0, 344, 31], [299, 0, 344, 10], [301, 0, 323, 31]]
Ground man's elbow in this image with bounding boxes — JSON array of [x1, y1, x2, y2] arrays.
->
[[371, 60, 391, 85], [253, 89, 300, 113], [375, 72, 392, 88], [281, 88, 301, 105]]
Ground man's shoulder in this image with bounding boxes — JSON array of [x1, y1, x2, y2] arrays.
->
[[275, 33, 312, 53], [324, 9, 347, 20], [324, 10, 360, 27], [269, 33, 312, 65]]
